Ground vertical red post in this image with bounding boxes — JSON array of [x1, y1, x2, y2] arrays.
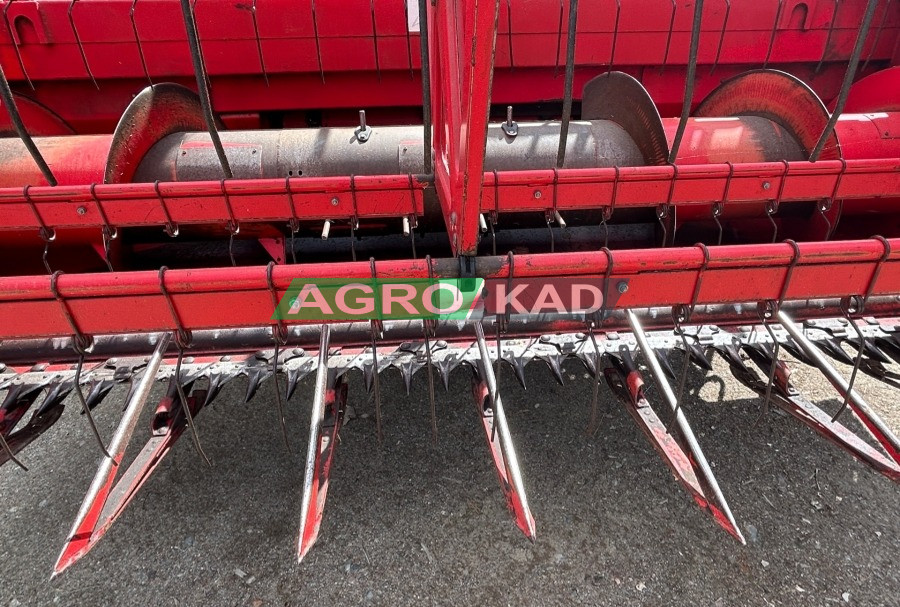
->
[[428, 0, 500, 256]]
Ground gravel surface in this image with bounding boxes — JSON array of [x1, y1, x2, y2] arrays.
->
[[1, 351, 898, 606]]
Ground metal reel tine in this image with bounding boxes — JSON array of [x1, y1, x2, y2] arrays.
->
[[370, 322, 383, 443], [666, 306, 693, 431], [755, 302, 783, 418], [53, 333, 172, 576], [585, 325, 603, 436], [272, 335, 292, 453], [424, 325, 438, 442], [73, 352, 111, 458], [0, 426, 27, 470], [173, 342, 211, 466], [832, 298, 867, 423]]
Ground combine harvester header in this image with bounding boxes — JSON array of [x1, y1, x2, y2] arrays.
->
[[0, 0, 898, 575]]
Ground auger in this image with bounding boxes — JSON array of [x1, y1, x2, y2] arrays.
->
[[0, 0, 899, 576]]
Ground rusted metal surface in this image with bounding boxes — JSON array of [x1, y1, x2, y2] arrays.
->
[[105, 83, 211, 184], [581, 72, 669, 166], [695, 70, 841, 160]]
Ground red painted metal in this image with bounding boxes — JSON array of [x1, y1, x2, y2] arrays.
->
[[429, 0, 499, 255], [0, 238, 897, 341], [297, 377, 347, 561], [604, 355, 743, 541], [0, 158, 895, 235], [472, 378, 536, 540], [53, 387, 211, 576], [0, 134, 109, 187], [2, 0, 900, 576], [0, 175, 428, 230], [771, 374, 900, 482], [3, 1, 895, 132], [0, 91, 73, 135], [480, 159, 900, 214], [840, 65, 900, 112]]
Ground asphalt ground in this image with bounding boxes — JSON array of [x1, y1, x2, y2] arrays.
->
[[1, 349, 899, 606]]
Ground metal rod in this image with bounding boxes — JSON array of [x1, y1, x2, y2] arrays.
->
[[73, 354, 111, 458], [777, 310, 900, 459], [668, 0, 704, 163], [130, 0, 152, 86], [833, 301, 867, 422], [586, 326, 602, 436], [417, 0, 433, 174], [556, 0, 579, 168], [424, 326, 438, 441], [0, 61, 57, 186], [809, 0, 878, 162], [667, 314, 694, 430], [178, 0, 232, 178], [174, 344, 210, 465], [297, 324, 330, 561], [272, 338, 292, 452], [862, 0, 891, 71], [627, 309, 745, 543], [473, 323, 535, 538], [57, 332, 171, 569], [0, 424, 27, 470], [67, 0, 98, 90]]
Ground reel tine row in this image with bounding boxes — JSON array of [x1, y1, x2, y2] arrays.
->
[[2, 309, 900, 572]]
